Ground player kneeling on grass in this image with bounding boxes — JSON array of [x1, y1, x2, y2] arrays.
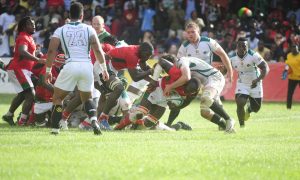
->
[[28, 54, 64, 126], [230, 38, 269, 127], [114, 57, 200, 130]]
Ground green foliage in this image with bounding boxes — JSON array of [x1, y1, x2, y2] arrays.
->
[[0, 94, 300, 179]]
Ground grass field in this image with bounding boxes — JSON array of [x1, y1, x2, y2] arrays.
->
[[0, 94, 300, 179]]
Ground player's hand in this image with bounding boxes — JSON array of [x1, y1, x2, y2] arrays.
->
[[45, 72, 52, 83], [146, 79, 158, 93], [37, 58, 46, 64], [251, 79, 259, 88], [163, 84, 172, 96], [102, 70, 109, 81]]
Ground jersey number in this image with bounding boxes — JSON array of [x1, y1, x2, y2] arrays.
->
[[66, 30, 87, 47]]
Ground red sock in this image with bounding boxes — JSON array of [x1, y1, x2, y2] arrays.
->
[[114, 115, 132, 130], [62, 111, 71, 121]]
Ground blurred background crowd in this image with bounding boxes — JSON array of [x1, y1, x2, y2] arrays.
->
[[0, 0, 300, 63]]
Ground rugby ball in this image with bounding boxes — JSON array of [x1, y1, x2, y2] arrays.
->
[[167, 91, 184, 106]]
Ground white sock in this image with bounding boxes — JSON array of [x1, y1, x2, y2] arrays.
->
[[5, 111, 13, 116], [20, 113, 28, 120]]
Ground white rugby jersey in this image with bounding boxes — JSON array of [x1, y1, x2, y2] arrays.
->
[[230, 50, 263, 84], [52, 21, 97, 62], [177, 36, 220, 64], [176, 56, 219, 85]]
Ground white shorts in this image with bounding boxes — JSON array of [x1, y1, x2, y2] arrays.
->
[[55, 62, 93, 92], [147, 80, 168, 107], [204, 72, 225, 97], [7, 69, 33, 93], [235, 82, 263, 98], [34, 102, 53, 114]]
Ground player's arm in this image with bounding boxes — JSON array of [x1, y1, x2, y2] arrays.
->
[[127, 67, 152, 82], [38, 74, 54, 93], [45, 37, 60, 83], [212, 41, 233, 83], [18, 45, 45, 64], [164, 61, 191, 96], [90, 34, 109, 81], [251, 60, 269, 88]]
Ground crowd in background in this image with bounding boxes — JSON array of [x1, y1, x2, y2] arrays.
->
[[0, 0, 300, 62]]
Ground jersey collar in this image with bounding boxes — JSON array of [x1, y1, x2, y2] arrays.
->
[[68, 21, 81, 26]]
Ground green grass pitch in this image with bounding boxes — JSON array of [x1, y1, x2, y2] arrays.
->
[[0, 94, 300, 179]]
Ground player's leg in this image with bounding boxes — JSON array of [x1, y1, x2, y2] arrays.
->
[[2, 92, 25, 125], [18, 87, 35, 125], [248, 97, 262, 113], [79, 90, 101, 135], [166, 109, 180, 126], [61, 89, 81, 124], [144, 106, 166, 128], [98, 75, 124, 130], [51, 87, 70, 134], [287, 79, 298, 109], [235, 93, 249, 127], [114, 97, 150, 130], [200, 88, 227, 130]]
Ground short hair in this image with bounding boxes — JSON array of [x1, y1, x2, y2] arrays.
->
[[17, 16, 32, 33], [139, 42, 154, 55], [185, 21, 200, 31], [93, 15, 104, 24], [237, 37, 248, 42], [160, 54, 178, 63], [70, 2, 83, 19]]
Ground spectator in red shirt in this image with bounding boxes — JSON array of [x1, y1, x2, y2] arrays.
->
[[2, 16, 45, 126]]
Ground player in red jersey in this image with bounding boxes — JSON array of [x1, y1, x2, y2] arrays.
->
[[28, 54, 64, 126], [114, 56, 200, 130], [95, 42, 154, 130], [2, 16, 46, 126]]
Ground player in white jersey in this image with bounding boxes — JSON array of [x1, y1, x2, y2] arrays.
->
[[230, 38, 269, 127], [45, 2, 109, 135], [158, 55, 235, 133], [177, 21, 233, 82]]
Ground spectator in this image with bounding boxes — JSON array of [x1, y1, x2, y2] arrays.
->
[[140, 0, 156, 32], [168, 0, 185, 39], [220, 33, 234, 53], [154, 1, 169, 42], [187, 10, 205, 31], [255, 40, 271, 61], [123, 1, 138, 26], [0, 5, 15, 57], [283, 44, 300, 109], [248, 29, 259, 50]]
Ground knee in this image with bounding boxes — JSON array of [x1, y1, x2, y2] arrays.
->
[[112, 83, 125, 95], [251, 105, 260, 113], [200, 96, 214, 108], [200, 108, 211, 119]]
